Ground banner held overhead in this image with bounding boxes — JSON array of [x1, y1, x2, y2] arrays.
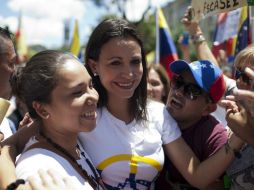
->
[[191, 0, 247, 22]]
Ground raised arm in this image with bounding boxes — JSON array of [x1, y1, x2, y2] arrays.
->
[[182, 6, 236, 96], [181, 7, 219, 66]]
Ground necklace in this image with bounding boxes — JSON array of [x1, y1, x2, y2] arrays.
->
[[39, 131, 101, 189]]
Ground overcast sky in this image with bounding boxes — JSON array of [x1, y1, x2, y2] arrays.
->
[[0, 0, 173, 48]]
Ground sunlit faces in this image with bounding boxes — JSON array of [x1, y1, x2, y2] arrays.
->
[[94, 37, 143, 102], [44, 60, 99, 133], [147, 68, 165, 103], [0, 39, 16, 99], [166, 71, 211, 125]]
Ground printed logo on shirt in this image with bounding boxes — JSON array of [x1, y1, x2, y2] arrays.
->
[[97, 154, 162, 189]]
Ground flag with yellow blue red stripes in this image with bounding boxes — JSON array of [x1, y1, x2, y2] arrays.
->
[[235, 6, 250, 55], [157, 8, 178, 79]]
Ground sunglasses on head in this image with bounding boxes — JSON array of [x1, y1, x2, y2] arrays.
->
[[171, 75, 206, 100], [234, 68, 252, 85]]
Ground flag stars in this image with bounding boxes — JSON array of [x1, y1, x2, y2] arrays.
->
[[201, 64, 207, 68], [192, 64, 200, 70], [192, 63, 215, 70], [209, 64, 215, 69]]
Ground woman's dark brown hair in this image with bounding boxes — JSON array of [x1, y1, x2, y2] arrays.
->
[[10, 50, 78, 120], [85, 18, 148, 121]]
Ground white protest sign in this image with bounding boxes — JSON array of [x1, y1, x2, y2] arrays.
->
[[191, 0, 247, 22]]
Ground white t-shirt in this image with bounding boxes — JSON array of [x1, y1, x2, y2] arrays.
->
[[79, 101, 181, 190], [16, 137, 100, 190], [0, 118, 13, 140]]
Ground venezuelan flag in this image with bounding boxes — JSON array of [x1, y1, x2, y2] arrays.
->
[[212, 7, 250, 63], [212, 10, 239, 63], [70, 20, 82, 60], [158, 8, 178, 79], [235, 6, 250, 55]]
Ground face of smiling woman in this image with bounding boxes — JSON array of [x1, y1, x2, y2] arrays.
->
[[91, 37, 143, 104], [43, 59, 99, 133]]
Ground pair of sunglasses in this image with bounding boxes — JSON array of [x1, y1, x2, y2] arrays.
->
[[171, 75, 205, 100], [234, 68, 252, 85]]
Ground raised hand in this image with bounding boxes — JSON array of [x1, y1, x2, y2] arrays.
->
[[221, 97, 254, 147]]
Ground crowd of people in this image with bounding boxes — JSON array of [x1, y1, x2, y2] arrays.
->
[[0, 5, 253, 190]]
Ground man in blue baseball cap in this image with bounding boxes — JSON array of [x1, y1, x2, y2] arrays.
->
[[159, 59, 227, 189]]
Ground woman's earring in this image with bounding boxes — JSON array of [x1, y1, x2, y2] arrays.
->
[[42, 112, 50, 119], [94, 73, 98, 77]]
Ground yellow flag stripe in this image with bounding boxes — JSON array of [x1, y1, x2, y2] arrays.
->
[[158, 8, 169, 30], [238, 6, 248, 31]]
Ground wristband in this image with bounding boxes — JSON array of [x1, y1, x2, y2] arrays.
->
[[6, 179, 25, 190], [191, 33, 206, 44], [225, 140, 241, 159]]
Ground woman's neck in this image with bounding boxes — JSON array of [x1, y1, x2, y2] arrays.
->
[[107, 98, 133, 124], [40, 124, 78, 157]]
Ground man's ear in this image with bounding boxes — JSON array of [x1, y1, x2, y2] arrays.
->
[[87, 59, 98, 75], [32, 101, 50, 119], [202, 103, 217, 116]]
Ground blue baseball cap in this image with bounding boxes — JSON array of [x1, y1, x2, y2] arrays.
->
[[170, 60, 225, 103]]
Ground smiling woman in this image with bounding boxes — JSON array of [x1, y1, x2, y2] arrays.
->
[[80, 18, 243, 190], [9, 50, 104, 190]]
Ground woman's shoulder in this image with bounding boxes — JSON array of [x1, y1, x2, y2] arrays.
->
[[147, 100, 165, 113], [15, 148, 69, 179], [15, 148, 90, 189], [146, 100, 172, 120], [17, 147, 67, 165], [17, 138, 74, 168]]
